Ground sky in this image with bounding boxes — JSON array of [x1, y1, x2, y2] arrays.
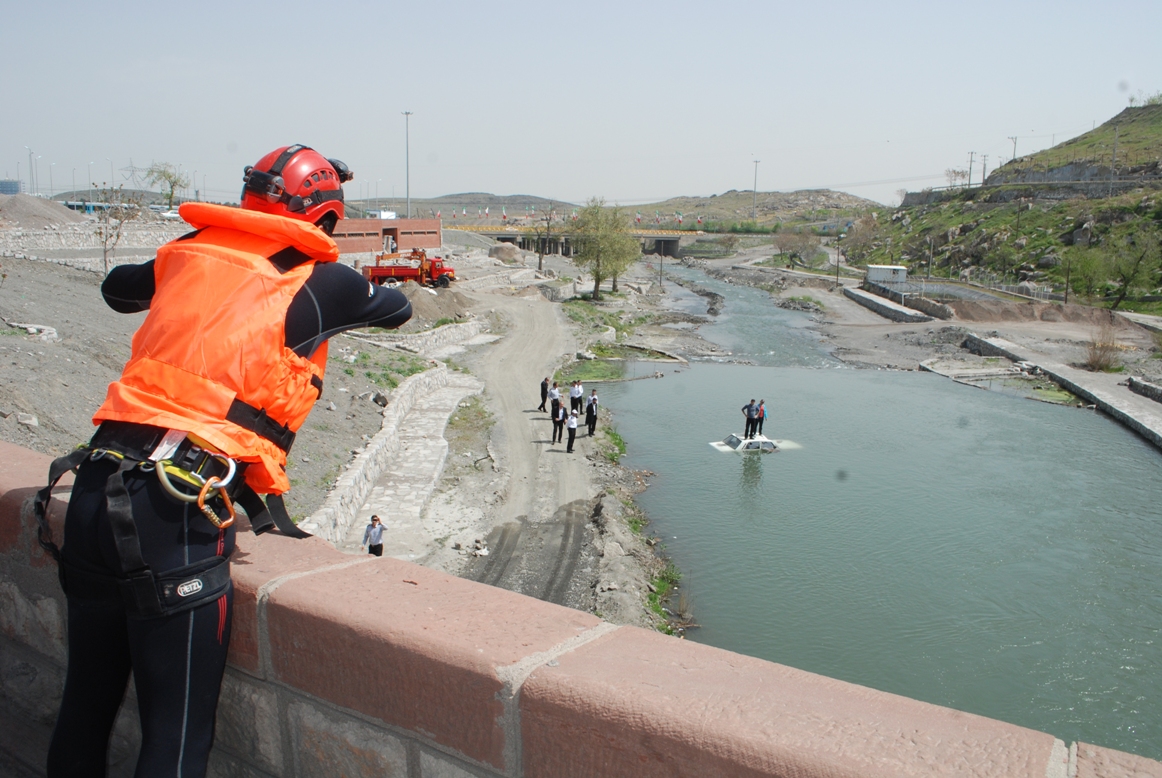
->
[[3, 0, 1161, 207]]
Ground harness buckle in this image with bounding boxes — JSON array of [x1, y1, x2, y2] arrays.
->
[[197, 477, 236, 529]]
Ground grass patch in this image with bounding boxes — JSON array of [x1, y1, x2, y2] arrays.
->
[[334, 344, 429, 389], [433, 317, 457, 328], [602, 426, 627, 464], [556, 360, 626, 383], [646, 561, 683, 632], [447, 394, 493, 434], [787, 295, 822, 307]]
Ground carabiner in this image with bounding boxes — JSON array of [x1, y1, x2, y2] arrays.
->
[[206, 454, 237, 490], [197, 476, 236, 529], [156, 462, 204, 503]]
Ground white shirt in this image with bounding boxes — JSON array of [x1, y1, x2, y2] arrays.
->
[[549, 387, 561, 401], [569, 385, 583, 399], [362, 522, 386, 545], [567, 415, 578, 429]]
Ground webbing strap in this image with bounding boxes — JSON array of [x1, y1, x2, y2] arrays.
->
[[234, 485, 311, 539], [34, 448, 91, 562], [226, 399, 296, 452], [104, 456, 150, 576]]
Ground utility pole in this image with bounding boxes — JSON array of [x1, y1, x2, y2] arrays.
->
[[1008, 136, 1018, 162], [49, 162, 55, 198], [402, 111, 413, 218], [981, 154, 989, 183], [966, 152, 975, 189], [24, 147, 34, 196], [88, 162, 93, 201], [752, 160, 760, 222]]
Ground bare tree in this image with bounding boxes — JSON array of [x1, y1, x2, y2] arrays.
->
[[772, 231, 820, 265], [530, 206, 558, 273], [95, 184, 141, 276], [945, 168, 968, 189], [146, 162, 191, 209]]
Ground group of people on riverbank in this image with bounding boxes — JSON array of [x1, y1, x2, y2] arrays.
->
[[540, 377, 599, 453], [741, 399, 767, 439]]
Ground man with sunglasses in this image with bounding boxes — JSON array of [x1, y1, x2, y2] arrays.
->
[[41, 145, 411, 777]]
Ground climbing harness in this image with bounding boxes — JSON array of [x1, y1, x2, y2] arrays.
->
[[34, 421, 308, 619]]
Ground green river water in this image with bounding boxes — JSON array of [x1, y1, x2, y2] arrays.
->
[[600, 267, 1162, 759]]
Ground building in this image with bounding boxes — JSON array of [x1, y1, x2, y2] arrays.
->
[[0, 180, 24, 196], [331, 218, 442, 254]]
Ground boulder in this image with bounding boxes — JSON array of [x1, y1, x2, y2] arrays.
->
[[1037, 254, 1061, 268], [488, 243, 520, 263]]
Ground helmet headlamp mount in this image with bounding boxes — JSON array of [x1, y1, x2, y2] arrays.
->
[[239, 144, 351, 223]]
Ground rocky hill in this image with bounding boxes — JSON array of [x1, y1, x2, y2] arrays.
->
[[352, 189, 877, 228]]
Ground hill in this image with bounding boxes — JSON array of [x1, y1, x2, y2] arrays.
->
[[348, 188, 877, 229], [989, 105, 1162, 185]]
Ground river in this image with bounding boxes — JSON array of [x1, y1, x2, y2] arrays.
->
[[600, 267, 1162, 760]]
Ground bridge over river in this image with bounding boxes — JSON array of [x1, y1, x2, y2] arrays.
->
[[446, 224, 700, 257]]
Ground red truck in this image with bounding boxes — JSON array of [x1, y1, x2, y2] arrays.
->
[[361, 248, 456, 288]]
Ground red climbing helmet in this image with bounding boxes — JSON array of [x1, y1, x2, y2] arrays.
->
[[240, 145, 353, 226]]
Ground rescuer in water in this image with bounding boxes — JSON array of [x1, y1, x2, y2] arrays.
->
[[38, 145, 412, 777]]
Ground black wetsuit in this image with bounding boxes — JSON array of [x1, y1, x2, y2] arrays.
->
[[47, 257, 410, 777]]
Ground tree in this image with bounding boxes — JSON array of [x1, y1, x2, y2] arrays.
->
[[945, 168, 968, 189], [839, 214, 880, 265], [530, 206, 559, 273], [772, 231, 820, 265], [569, 198, 641, 301], [146, 162, 191, 209], [1064, 246, 1107, 301], [95, 184, 142, 276], [1104, 233, 1160, 310]]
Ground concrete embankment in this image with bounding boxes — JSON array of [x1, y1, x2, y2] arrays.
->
[[842, 286, 935, 323], [965, 334, 1162, 451]]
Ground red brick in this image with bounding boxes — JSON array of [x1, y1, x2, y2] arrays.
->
[[521, 626, 1061, 778], [1075, 742, 1162, 777], [227, 531, 352, 674], [265, 558, 600, 770]]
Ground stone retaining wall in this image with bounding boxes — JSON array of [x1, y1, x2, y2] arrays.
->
[[349, 319, 487, 354], [299, 366, 456, 543], [455, 268, 537, 291], [3, 441, 1159, 777], [843, 286, 935, 323], [863, 281, 955, 320], [1128, 376, 1162, 405]]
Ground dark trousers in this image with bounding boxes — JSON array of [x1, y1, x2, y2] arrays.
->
[[552, 420, 564, 443], [744, 418, 757, 438], [567, 427, 577, 452], [368, 543, 383, 557], [48, 458, 233, 778], [587, 418, 597, 436], [571, 397, 582, 413], [757, 417, 765, 435], [538, 389, 548, 411], [550, 399, 560, 418]]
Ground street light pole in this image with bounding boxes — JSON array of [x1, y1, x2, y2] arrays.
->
[[106, 158, 114, 188], [402, 111, 413, 218], [72, 168, 76, 202], [49, 163, 55, 198], [88, 162, 93, 201], [24, 147, 34, 195], [752, 159, 760, 222]]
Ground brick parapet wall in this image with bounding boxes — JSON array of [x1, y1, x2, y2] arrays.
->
[[2, 441, 1160, 777]]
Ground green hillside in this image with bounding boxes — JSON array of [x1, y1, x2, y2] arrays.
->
[[840, 191, 1162, 311], [990, 104, 1162, 180]]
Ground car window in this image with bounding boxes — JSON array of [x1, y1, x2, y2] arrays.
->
[[726, 435, 741, 447], [745, 442, 759, 449], [761, 442, 775, 450]]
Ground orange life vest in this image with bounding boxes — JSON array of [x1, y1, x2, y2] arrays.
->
[[94, 202, 340, 494]]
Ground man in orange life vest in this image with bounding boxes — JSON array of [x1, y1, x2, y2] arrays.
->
[[36, 145, 411, 777]]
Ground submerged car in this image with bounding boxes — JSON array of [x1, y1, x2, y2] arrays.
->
[[709, 433, 780, 453]]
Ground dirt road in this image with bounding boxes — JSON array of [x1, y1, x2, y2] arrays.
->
[[454, 290, 601, 608]]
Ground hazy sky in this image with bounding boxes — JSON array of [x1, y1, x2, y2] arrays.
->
[[4, 0, 1161, 206]]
